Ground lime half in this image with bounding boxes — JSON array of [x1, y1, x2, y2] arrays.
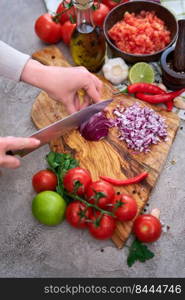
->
[[129, 62, 155, 84]]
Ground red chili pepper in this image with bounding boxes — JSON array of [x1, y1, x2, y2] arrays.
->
[[136, 88, 185, 104], [128, 83, 166, 95], [100, 172, 148, 186], [165, 100, 174, 111]]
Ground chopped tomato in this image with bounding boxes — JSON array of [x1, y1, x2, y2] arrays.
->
[[108, 11, 171, 55]]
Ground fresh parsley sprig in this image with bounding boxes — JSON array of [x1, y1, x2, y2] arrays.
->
[[46, 151, 79, 200], [127, 239, 154, 267]]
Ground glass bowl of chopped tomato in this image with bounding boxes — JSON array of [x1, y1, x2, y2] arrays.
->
[[103, 1, 178, 63]]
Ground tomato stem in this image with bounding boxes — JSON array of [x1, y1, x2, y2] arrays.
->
[[65, 192, 115, 217], [52, 8, 70, 23]]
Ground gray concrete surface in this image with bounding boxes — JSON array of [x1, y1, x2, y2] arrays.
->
[[0, 0, 184, 278]]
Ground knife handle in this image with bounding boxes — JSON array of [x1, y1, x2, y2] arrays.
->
[[6, 150, 24, 157], [6, 150, 14, 156]]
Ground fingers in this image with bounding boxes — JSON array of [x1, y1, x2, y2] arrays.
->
[[81, 95, 90, 109], [84, 75, 103, 104], [0, 155, 20, 169], [0, 137, 40, 169], [91, 74, 103, 93], [65, 97, 77, 114], [85, 84, 101, 104], [1, 137, 40, 151], [74, 96, 81, 111], [74, 94, 89, 111]]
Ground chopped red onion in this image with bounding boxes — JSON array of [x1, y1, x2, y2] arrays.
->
[[113, 103, 168, 152]]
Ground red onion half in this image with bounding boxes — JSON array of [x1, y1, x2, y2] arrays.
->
[[79, 112, 113, 141]]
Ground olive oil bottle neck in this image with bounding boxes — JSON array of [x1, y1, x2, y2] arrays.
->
[[72, 0, 95, 33]]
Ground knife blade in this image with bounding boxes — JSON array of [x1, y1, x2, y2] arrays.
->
[[8, 99, 113, 157]]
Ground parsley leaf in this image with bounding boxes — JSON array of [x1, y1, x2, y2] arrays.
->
[[46, 151, 79, 202], [127, 239, 154, 267]]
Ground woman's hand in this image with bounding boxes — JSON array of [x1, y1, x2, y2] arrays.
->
[[0, 137, 40, 168], [21, 60, 103, 114]]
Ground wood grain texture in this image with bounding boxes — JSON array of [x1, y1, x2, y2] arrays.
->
[[31, 46, 179, 248]]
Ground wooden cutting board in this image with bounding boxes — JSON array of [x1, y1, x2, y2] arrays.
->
[[31, 46, 179, 248]]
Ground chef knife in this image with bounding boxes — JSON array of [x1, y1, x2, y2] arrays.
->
[[7, 99, 113, 157]]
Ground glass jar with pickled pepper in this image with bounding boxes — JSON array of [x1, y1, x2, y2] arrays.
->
[[70, 0, 106, 72]]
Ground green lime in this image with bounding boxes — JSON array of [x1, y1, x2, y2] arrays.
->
[[32, 191, 66, 226], [128, 62, 155, 84]]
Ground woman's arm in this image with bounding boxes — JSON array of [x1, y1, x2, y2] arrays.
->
[[21, 60, 102, 113], [0, 41, 102, 113], [0, 41, 102, 169], [0, 41, 30, 81]]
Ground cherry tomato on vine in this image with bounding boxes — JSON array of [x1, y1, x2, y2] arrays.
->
[[85, 180, 115, 209], [88, 212, 116, 239], [56, 0, 76, 24], [111, 193, 137, 222], [60, 21, 76, 45], [133, 214, 162, 243], [32, 170, 57, 192], [34, 13, 62, 44], [66, 201, 92, 229], [93, 3, 110, 27], [63, 167, 92, 195]]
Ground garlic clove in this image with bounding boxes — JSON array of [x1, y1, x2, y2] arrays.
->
[[151, 208, 160, 219], [102, 57, 128, 85]]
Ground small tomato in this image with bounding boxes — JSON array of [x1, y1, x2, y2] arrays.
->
[[133, 214, 162, 243], [34, 13, 61, 44], [60, 21, 76, 45]]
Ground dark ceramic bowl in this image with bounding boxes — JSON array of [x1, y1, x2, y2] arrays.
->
[[103, 1, 178, 63], [161, 46, 185, 90]]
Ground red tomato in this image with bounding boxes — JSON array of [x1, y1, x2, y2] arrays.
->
[[102, 0, 118, 10], [112, 193, 137, 222], [63, 167, 92, 196], [93, 4, 110, 27], [88, 212, 116, 239], [60, 21, 76, 45], [66, 201, 92, 229], [102, 0, 128, 10], [32, 170, 57, 192], [56, 1, 76, 25], [34, 13, 62, 44], [133, 214, 162, 243], [85, 180, 115, 209]]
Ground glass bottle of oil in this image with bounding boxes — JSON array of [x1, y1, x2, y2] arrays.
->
[[70, 0, 106, 72]]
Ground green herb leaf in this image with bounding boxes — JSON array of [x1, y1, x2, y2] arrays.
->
[[46, 151, 79, 201], [127, 239, 154, 267]]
